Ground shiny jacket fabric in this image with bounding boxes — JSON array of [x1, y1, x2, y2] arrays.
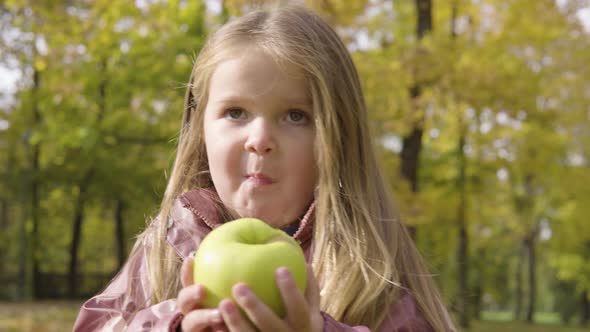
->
[[73, 188, 434, 332]]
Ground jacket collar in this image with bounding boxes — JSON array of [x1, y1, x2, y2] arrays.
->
[[178, 188, 223, 229], [176, 187, 315, 245]]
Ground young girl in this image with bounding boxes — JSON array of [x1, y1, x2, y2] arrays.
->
[[74, 5, 456, 332]]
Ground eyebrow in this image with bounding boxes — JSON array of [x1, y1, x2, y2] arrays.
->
[[214, 95, 312, 107]]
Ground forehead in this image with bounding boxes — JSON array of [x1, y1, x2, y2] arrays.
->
[[207, 48, 310, 104]]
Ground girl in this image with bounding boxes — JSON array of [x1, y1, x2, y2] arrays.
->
[[74, 5, 456, 332]]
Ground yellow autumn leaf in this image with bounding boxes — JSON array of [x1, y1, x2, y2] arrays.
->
[[34, 58, 47, 71]]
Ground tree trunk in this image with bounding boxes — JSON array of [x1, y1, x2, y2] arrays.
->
[[68, 188, 84, 298], [31, 144, 40, 298], [18, 197, 27, 300], [400, 0, 432, 238], [0, 199, 7, 280], [523, 173, 537, 323], [115, 200, 126, 270], [456, 124, 470, 328], [471, 105, 485, 322], [68, 170, 93, 297], [415, 0, 433, 38], [457, 213, 469, 327], [580, 290, 589, 326], [17, 155, 28, 300], [30, 65, 41, 299], [525, 234, 536, 323], [471, 248, 484, 320], [514, 241, 524, 321], [452, 0, 469, 311], [0, 199, 7, 229]]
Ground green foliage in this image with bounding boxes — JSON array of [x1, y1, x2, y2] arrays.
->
[[353, 0, 590, 322], [0, 0, 207, 295]]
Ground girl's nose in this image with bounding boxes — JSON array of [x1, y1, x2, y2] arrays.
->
[[244, 119, 276, 154]]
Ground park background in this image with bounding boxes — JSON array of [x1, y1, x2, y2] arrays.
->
[[1, 0, 589, 331]]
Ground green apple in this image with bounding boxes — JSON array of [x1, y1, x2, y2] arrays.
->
[[193, 217, 307, 318]]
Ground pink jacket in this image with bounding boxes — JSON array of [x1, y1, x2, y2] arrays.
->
[[73, 188, 435, 331]]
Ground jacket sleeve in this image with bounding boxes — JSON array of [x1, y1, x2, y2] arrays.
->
[[321, 290, 435, 332], [72, 232, 183, 332]]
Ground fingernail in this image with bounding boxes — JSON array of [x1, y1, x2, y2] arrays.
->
[[234, 283, 249, 298], [276, 267, 291, 279], [221, 300, 235, 315]]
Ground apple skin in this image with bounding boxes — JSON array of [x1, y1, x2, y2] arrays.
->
[[193, 218, 307, 318]]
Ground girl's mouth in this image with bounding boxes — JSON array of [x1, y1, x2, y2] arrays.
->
[[245, 173, 275, 186]]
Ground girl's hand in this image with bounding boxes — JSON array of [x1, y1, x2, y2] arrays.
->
[[219, 264, 323, 332], [177, 254, 228, 332]]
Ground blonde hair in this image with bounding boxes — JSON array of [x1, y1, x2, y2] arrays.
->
[[135, 5, 455, 331]]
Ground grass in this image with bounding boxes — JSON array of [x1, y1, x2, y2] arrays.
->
[[470, 320, 590, 332], [481, 311, 562, 324], [471, 311, 590, 332], [0, 301, 82, 332], [0, 302, 588, 331]]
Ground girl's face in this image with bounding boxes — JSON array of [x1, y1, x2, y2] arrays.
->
[[203, 49, 317, 228]]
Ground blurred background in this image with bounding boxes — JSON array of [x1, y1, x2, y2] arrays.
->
[[1, 0, 589, 331]]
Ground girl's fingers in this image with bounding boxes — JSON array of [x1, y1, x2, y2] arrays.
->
[[180, 308, 223, 332], [177, 284, 205, 315], [232, 283, 286, 331], [180, 254, 195, 287], [210, 322, 229, 332], [303, 264, 321, 312], [302, 264, 324, 332], [219, 298, 258, 332], [276, 267, 311, 330]]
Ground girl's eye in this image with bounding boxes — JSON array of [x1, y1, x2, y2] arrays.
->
[[286, 110, 309, 124], [225, 107, 246, 120]]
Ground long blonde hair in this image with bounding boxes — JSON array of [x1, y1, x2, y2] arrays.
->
[[137, 5, 455, 331]]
